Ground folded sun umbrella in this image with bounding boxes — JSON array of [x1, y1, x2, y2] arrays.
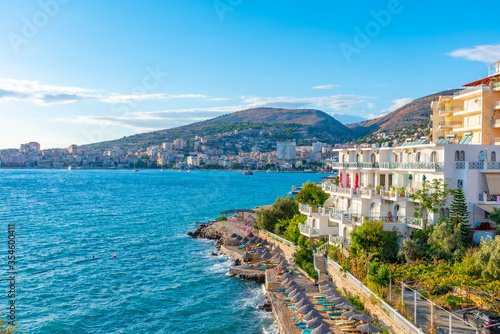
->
[[235, 235, 243, 241], [310, 323, 333, 334], [279, 260, 289, 268], [247, 232, 255, 238], [230, 233, 238, 238], [256, 237, 264, 244], [247, 238, 256, 245], [356, 323, 381, 333], [241, 237, 249, 244], [242, 252, 253, 261], [261, 240, 269, 246]]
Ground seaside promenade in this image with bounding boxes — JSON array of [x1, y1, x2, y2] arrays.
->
[[202, 212, 384, 334]]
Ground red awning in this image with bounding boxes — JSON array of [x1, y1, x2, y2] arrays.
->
[[462, 77, 492, 87]]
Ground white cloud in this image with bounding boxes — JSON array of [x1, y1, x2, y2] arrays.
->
[[101, 93, 206, 103], [367, 103, 374, 109], [240, 95, 373, 111], [448, 44, 500, 63], [206, 97, 232, 102], [312, 85, 340, 90], [0, 78, 97, 104], [366, 97, 413, 120]]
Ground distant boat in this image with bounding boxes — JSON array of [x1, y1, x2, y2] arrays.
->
[[133, 169, 139, 172], [187, 170, 191, 173], [67, 166, 72, 170], [242, 170, 253, 175]]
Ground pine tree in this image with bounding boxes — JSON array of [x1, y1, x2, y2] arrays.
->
[[449, 188, 472, 245]]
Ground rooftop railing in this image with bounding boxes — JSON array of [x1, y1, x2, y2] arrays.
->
[[331, 161, 444, 170], [454, 85, 490, 97]]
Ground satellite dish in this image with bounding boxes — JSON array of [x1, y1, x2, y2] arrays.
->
[[479, 151, 487, 161]]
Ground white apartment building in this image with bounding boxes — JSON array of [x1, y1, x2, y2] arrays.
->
[[277, 141, 296, 160], [298, 61, 500, 246], [299, 143, 500, 246]]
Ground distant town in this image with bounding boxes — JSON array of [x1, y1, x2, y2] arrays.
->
[[0, 137, 350, 171]]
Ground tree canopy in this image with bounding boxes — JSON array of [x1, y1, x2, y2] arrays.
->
[[349, 220, 399, 261], [295, 182, 329, 206]]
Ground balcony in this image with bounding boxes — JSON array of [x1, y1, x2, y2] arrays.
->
[[479, 193, 499, 203], [299, 203, 330, 216], [493, 82, 500, 91], [438, 106, 463, 114], [492, 119, 500, 128], [299, 223, 320, 237], [454, 85, 490, 98], [438, 120, 462, 129], [496, 137, 500, 145]]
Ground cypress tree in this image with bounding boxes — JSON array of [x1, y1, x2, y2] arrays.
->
[[449, 188, 472, 245]]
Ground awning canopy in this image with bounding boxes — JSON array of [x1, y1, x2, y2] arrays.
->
[[477, 204, 500, 213], [486, 173, 500, 195]]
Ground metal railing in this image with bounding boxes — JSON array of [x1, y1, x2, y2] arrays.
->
[[438, 120, 462, 126], [454, 85, 489, 96], [261, 230, 298, 250], [330, 161, 444, 171], [327, 258, 423, 334], [298, 223, 320, 236]]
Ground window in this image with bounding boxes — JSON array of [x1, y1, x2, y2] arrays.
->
[[460, 151, 465, 161], [430, 151, 437, 163], [457, 179, 463, 188], [416, 152, 421, 162], [492, 151, 496, 162], [455, 151, 460, 161], [485, 211, 490, 220]]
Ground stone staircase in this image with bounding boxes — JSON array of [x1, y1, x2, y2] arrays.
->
[[314, 254, 329, 280]]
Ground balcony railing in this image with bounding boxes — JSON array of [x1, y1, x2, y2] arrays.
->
[[299, 223, 320, 236], [493, 82, 500, 90], [438, 120, 462, 127], [438, 106, 464, 113], [479, 193, 498, 202], [331, 161, 444, 171], [454, 85, 489, 97]]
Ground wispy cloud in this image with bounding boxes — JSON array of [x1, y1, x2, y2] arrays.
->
[[312, 85, 340, 90], [240, 95, 373, 111], [448, 44, 500, 63], [206, 97, 232, 102], [0, 78, 97, 104], [101, 93, 206, 103], [367, 97, 413, 120]]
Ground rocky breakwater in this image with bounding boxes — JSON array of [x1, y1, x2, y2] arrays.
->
[[187, 222, 224, 242]]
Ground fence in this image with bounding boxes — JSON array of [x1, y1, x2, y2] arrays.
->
[[327, 258, 424, 334], [261, 230, 298, 250]]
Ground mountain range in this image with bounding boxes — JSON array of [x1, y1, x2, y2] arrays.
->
[[86, 89, 458, 151]]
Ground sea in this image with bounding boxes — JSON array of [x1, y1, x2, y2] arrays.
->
[[0, 169, 327, 334]]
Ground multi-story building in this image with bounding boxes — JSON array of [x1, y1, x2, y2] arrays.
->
[[299, 60, 500, 246], [20, 142, 40, 154], [277, 141, 296, 160], [431, 60, 500, 145]]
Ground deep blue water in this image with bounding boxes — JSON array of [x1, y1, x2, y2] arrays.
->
[[0, 170, 326, 334]]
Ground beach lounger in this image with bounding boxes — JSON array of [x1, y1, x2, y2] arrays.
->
[[313, 295, 326, 299], [328, 313, 342, 320], [335, 320, 355, 325], [321, 308, 338, 311]]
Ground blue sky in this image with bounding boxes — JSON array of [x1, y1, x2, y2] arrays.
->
[[0, 0, 499, 149]]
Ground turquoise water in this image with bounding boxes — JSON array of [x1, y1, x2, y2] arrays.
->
[[0, 170, 326, 334]]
